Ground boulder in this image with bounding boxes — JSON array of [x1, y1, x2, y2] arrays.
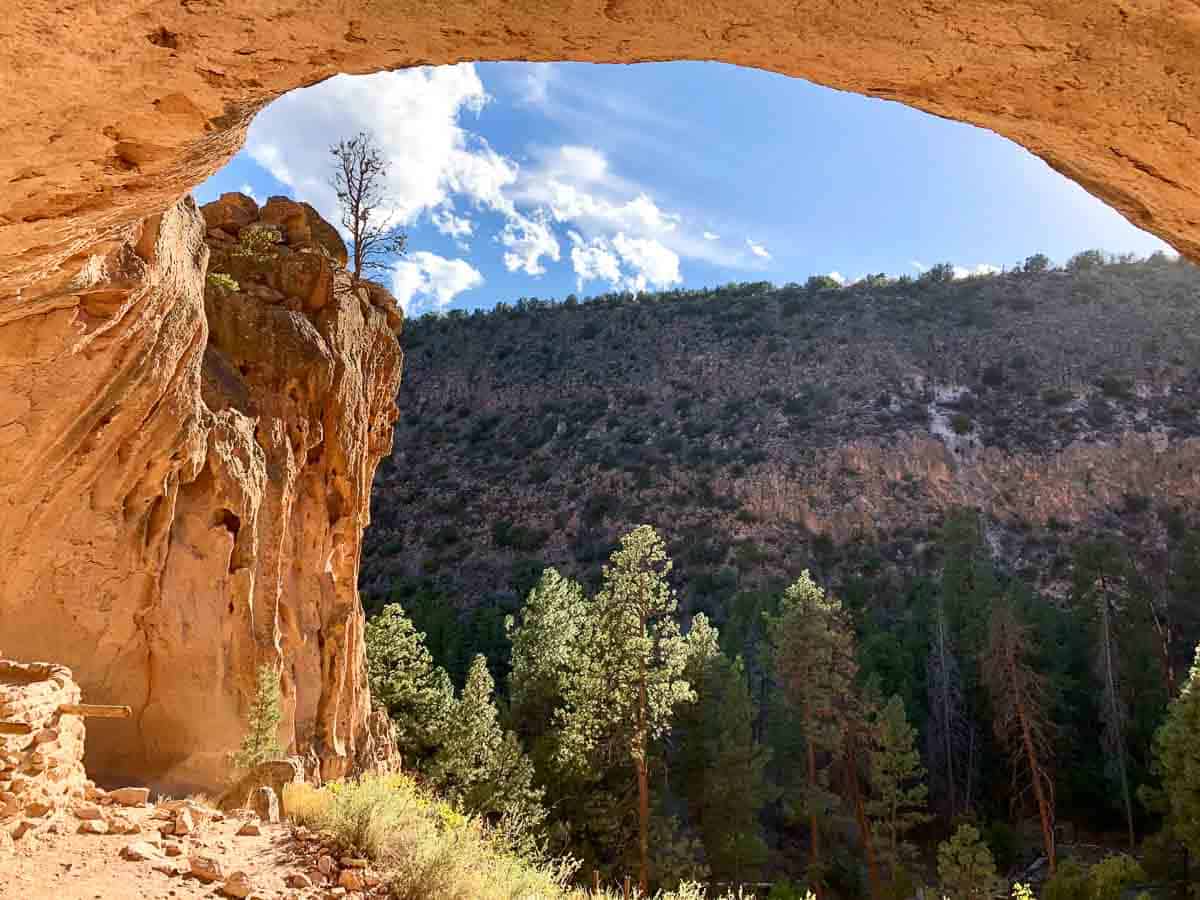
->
[[268, 252, 333, 312], [221, 870, 254, 898], [202, 193, 259, 235], [109, 787, 150, 807], [260, 197, 349, 268], [217, 759, 302, 813], [338, 869, 366, 891], [286, 873, 313, 888], [121, 841, 162, 862], [189, 853, 225, 883], [236, 820, 261, 836]]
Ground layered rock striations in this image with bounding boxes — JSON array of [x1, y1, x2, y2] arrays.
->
[[0, 193, 402, 791]]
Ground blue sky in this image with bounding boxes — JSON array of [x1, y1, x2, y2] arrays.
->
[[196, 61, 1172, 315]]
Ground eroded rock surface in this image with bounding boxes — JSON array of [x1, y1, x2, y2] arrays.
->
[[2, 0, 1200, 302], [0, 194, 402, 790]]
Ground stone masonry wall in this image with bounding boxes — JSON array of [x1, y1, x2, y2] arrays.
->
[[0, 659, 88, 843]]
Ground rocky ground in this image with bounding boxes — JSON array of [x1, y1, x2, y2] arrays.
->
[[1, 784, 383, 899]]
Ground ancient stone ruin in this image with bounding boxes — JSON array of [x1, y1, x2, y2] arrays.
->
[[0, 659, 88, 842]]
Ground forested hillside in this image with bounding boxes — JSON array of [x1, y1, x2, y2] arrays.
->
[[359, 252, 1200, 895]]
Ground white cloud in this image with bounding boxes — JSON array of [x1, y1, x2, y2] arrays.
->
[[567, 231, 680, 293], [239, 183, 259, 203], [518, 64, 557, 106], [612, 233, 682, 291], [747, 239, 772, 261], [245, 65, 513, 234], [568, 232, 623, 289], [391, 251, 483, 313], [827, 271, 847, 285], [953, 263, 1001, 279], [500, 210, 561, 276], [703, 231, 720, 241], [431, 206, 474, 239], [910, 260, 927, 273]]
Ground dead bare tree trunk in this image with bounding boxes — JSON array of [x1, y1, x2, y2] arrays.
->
[[983, 602, 1057, 874]]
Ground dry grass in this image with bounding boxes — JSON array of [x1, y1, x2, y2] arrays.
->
[[283, 773, 750, 900]]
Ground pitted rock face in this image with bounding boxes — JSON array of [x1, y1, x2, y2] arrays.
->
[[0, 196, 402, 791]]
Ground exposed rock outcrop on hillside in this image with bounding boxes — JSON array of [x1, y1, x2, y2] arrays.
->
[[0, 193, 402, 790], [364, 265, 1200, 611]]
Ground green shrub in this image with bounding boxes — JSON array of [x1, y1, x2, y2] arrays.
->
[[1087, 854, 1146, 900], [1042, 386, 1074, 406], [206, 271, 239, 292], [950, 413, 972, 435], [937, 824, 1000, 900], [1043, 858, 1089, 900]]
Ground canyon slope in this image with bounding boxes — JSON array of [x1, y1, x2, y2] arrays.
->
[[363, 258, 1200, 628], [0, 193, 402, 791]]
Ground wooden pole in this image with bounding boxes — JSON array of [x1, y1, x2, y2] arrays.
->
[[592, 870, 601, 895], [0, 721, 33, 736], [58, 704, 131, 719]]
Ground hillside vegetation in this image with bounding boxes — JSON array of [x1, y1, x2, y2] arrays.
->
[[358, 253, 1200, 896]]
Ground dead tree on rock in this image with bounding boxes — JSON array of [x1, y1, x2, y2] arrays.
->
[[330, 131, 407, 281]]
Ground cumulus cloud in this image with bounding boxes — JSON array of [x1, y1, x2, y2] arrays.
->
[[500, 210, 561, 275], [239, 183, 259, 203], [746, 239, 772, 261], [568, 232, 623, 289], [953, 263, 1001, 279], [567, 231, 680, 293], [431, 206, 474, 239], [703, 231, 720, 241], [511, 144, 747, 272], [827, 271, 847, 285], [391, 251, 483, 313], [245, 65, 512, 233]]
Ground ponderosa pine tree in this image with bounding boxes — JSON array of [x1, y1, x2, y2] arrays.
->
[[365, 602, 454, 767], [555, 525, 694, 895], [866, 694, 930, 890], [430, 655, 544, 841], [982, 600, 1056, 873], [767, 571, 859, 899], [1143, 641, 1200, 864], [675, 643, 771, 884], [506, 568, 588, 754]]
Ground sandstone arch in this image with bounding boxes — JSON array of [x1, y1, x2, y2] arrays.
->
[[2, 0, 1198, 788]]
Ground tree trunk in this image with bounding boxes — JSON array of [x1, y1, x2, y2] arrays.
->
[[806, 717, 823, 900], [846, 729, 882, 900], [935, 605, 958, 818], [637, 677, 649, 896], [1099, 593, 1135, 849], [637, 754, 649, 897], [1014, 668, 1056, 874]]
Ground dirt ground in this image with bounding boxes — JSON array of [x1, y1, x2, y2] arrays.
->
[[0, 798, 356, 900]]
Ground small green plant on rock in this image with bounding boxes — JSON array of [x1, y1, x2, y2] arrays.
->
[[206, 271, 239, 292]]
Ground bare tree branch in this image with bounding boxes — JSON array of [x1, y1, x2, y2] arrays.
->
[[330, 131, 408, 282]]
